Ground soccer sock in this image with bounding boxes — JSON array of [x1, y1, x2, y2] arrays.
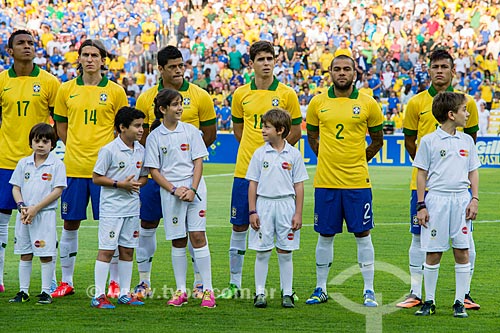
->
[[41, 261, 53, 294], [137, 227, 156, 283], [278, 252, 293, 297], [109, 248, 119, 284], [315, 235, 333, 293], [171, 246, 187, 292], [60, 229, 78, 286], [193, 245, 213, 291], [409, 234, 424, 298], [467, 233, 476, 294], [255, 251, 272, 295], [51, 255, 57, 284], [19, 260, 32, 294], [118, 260, 133, 297], [229, 230, 247, 288], [423, 263, 440, 302], [188, 238, 202, 286], [94, 260, 110, 298], [455, 263, 471, 304], [356, 234, 375, 292], [0, 212, 10, 285]]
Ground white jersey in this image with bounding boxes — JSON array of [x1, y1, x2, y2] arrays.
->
[[246, 141, 309, 198], [478, 109, 490, 135], [9, 152, 67, 210], [412, 127, 481, 192], [93, 136, 148, 218], [144, 122, 208, 182]]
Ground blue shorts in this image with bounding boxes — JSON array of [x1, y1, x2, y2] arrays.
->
[[139, 178, 163, 222], [0, 169, 16, 210], [314, 188, 374, 235], [230, 177, 249, 226], [61, 178, 101, 221]]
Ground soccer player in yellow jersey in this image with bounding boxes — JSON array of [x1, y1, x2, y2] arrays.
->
[[218, 41, 302, 299], [52, 39, 128, 298], [0, 30, 60, 293], [305, 55, 384, 307], [133, 46, 216, 300], [399, 50, 480, 310]]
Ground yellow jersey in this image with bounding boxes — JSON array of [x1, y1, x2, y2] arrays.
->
[[307, 86, 384, 189], [403, 85, 479, 189], [0, 65, 60, 170], [53, 75, 128, 178], [232, 77, 302, 178]]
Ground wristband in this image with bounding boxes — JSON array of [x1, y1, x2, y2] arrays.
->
[[416, 201, 426, 211], [190, 187, 201, 201], [471, 197, 479, 202], [113, 180, 118, 188], [17, 201, 26, 213], [171, 186, 177, 195], [249, 210, 257, 216]]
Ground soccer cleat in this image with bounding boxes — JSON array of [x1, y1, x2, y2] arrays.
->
[[200, 290, 216, 308], [49, 280, 58, 294], [167, 290, 188, 307], [9, 291, 30, 303], [464, 293, 480, 310], [254, 294, 267, 308], [36, 292, 53, 305], [0, 284, 5, 293], [282, 295, 295, 308], [51, 282, 74, 298], [217, 283, 241, 299], [364, 290, 378, 307], [192, 283, 204, 299], [91, 294, 115, 309], [305, 287, 328, 305], [396, 293, 422, 308], [453, 300, 468, 318], [118, 294, 145, 306], [281, 289, 299, 302], [134, 281, 152, 299], [415, 300, 436, 316], [107, 280, 120, 299]]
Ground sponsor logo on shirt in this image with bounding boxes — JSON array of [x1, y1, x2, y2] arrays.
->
[[136, 161, 142, 168], [180, 143, 190, 151], [199, 210, 206, 217], [34, 240, 46, 248], [462, 226, 468, 234], [133, 230, 139, 238], [281, 162, 292, 170], [41, 173, 52, 181], [459, 149, 469, 157], [287, 232, 294, 240]]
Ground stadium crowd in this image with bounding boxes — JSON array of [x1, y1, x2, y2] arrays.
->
[[0, 0, 499, 133]]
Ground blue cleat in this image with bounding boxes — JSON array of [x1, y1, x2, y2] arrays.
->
[[363, 290, 378, 307]]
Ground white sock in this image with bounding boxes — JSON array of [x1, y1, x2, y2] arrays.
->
[[51, 254, 57, 284], [19, 260, 32, 293], [94, 260, 110, 297], [467, 233, 476, 294], [455, 263, 470, 304], [41, 261, 53, 294], [423, 262, 440, 302], [409, 234, 424, 298], [356, 234, 375, 292], [60, 229, 78, 286], [171, 246, 187, 292], [255, 251, 272, 295], [229, 230, 247, 288], [118, 260, 133, 297], [109, 248, 119, 284], [137, 227, 156, 283], [188, 239, 202, 286], [315, 235, 334, 293], [278, 252, 293, 296], [0, 212, 10, 285], [193, 244, 212, 291]]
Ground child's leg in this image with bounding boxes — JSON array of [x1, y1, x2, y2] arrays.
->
[[453, 248, 470, 304], [171, 238, 188, 292], [108, 248, 119, 283], [277, 249, 292, 296], [0, 211, 10, 288], [40, 256, 53, 294], [95, 250, 114, 297], [423, 252, 442, 302], [190, 231, 212, 291], [118, 246, 134, 297], [19, 254, 33, 293], [255, 250, 272, 295]]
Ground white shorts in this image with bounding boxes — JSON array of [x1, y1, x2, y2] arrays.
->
[[98, 216, 140, 250], [421, 191, 470, 252], [14, 210, 57, 257], [248, 196, 300, 252], [160, 178, 207, 241]]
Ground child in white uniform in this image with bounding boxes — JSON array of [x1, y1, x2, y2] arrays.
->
[[144, 88, 215, 308], [413, 92, 480, 318], [9, 123, 66, 305], [246, 108, 308, 308]]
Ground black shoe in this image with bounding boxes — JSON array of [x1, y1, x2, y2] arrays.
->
[[282, 295, 295, 308], [415, 300, 435, 316], [254, 294, 267, 308], [453, 300, 468, 318], [36, 291, 53, 305], [9, 291, 30, 303]]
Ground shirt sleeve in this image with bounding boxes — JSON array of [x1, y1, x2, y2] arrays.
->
[[9, 160, 25, 187], [412, 136, 430, 171], [245, 149, 261, 182], [53, 159, 67, 189], [291, 148, 309, 183], [144, 132, 161, 169], [190, 125, 209, 160], [93, 146, 112, 176]]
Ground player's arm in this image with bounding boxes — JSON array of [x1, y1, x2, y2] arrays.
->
[[287, 123, 302, 146], [307, 128, 319, 156], [467, 131, 477, 143], [140, 127, 149, 146], [200, 124, 216, 147], [56, 121, 68, 144], [248, 180, 260, 231], [404, 134, 417, 160], [292, 181, 304, 231], [466, 169, 479, 220], [366, 129, 383, 162], [416, 168, 429, 228], [233, 122, 243, 143]]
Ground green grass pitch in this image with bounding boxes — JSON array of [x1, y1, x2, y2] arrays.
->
[[2, 165, 499, 332]]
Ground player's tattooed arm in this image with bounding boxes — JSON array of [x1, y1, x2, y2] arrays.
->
[[366, 129, 383, 162], [307, 129, 319, 156], [404, 134, 417, 160]]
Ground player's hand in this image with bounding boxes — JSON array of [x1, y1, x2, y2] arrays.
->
[[466, 199, 478, 220], [291, 213, 302, 231], [417, 209, 429, 228], [179, 186, 194, 202], [120, 175, 141, 193], [250, 214, 260, 231]]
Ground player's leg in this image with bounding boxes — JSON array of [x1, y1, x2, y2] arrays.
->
[[0, 169, 17, 292], [106, 248, 120, 298]]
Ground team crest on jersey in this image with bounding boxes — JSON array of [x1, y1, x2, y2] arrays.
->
[[180, 143, 190, 151], [161, 146, 168, 154], [412, 215, 419, 225], [263, 161, 269, 169], [440, 149, 446, 157], [183, 97, 191, 105], [62, 202, 68, 214], [41, 173, 52, 181], [172, 217, 178, 224], [119, 161, 125, 168], [32, 83, 41, 94], [109, 231, 115, 238], [136, 161, 142, 168], [271, 97, 279, 107], [431, 229, 437, 237], [231, 207, 237, 218], [281, 162, 292, 170], [34, 240, 46, 248], [352, 105, 361, 118], [100, 93, 108, 103], [24, 172, 30, 180], [314, 213, 318, 226]]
